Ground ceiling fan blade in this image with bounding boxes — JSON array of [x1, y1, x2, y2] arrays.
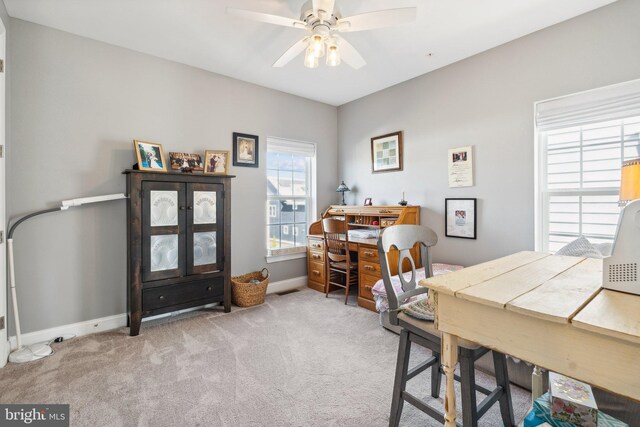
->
[[273, 38, 309, 67], [226, 8, 307, 29], [313, 0, 336, 19], [337, 7, 417, 32], [334, 35, 366, 70]]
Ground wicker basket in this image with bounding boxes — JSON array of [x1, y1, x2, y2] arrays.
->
[[231, 268, 269, 307]]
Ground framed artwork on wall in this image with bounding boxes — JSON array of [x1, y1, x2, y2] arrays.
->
[[204, 150, 230, 175], [233, 132, 259, 168], [371, 131, 403, 173], [448, 145, 474, 187], [134, 140, 167, 172], [445, 198, 477, 239]]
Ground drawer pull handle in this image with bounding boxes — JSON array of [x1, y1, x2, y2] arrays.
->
[[313, 243, 322, 248], [312, 254, 320, 259], [159, 295, 165, 300], [187, 206, 193, 210], [365, 265, 375, 271], [364, 251, 374, 257], [313, 270, 320, 276], [207, 286, 212, 291], [179, 206, 185, 210]]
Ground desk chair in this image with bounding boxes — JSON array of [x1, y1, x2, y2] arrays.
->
[[378, 225, 515, 427], [322, 218, 358, 304]]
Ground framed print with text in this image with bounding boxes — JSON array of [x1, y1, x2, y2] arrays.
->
[[448, 145, 474, 187]]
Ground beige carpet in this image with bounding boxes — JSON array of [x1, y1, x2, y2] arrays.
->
[[0, 288, 532, 426]]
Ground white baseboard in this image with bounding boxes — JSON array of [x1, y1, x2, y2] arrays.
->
[[266, 275, 307, 295], [9, 313, 127, 350], [5, 275, 308, 352]]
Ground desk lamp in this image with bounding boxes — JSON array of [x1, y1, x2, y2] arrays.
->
[[603, 159, 640, 295], [8, 193, 126, 363], [336, 181, 350, 206]]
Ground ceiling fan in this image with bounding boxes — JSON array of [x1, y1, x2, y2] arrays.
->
[[227, 0, 416, 69]]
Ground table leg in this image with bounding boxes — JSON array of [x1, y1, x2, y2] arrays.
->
[[531, 365, 543, 403], [442, 332, 459, 427]]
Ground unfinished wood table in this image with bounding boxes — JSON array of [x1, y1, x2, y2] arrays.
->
[[419, 251, 640, 427]]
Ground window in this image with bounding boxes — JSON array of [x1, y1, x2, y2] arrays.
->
[[535, 80, 640, 252], [266, 138, 316, 259]]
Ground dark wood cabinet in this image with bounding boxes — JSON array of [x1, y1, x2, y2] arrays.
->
[[124, 170, 234, 336]]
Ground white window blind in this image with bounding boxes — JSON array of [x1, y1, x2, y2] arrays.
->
[[536, 79, 640, 132], [266, 137, 316, 257], [536, 79, 640, 252]]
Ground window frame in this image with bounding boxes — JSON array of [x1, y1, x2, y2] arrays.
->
[[535, 117, 636, 253], [536, 131, 620, 252], [265, 138, 317, 262]]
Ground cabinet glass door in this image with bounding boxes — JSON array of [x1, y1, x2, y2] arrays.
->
[[142, 182, 186, 281], [186, 183, 223, 274]]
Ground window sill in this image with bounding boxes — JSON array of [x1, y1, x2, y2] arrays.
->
[[266, 252, 307, 264]]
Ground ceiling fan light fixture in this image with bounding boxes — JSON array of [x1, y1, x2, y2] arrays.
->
[[310, 34, 325, 58], [304, 48, 319, 68], [326, 44, 340, 67]]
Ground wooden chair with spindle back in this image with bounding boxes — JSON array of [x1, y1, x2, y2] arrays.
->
[[322, 218, 358, 304]]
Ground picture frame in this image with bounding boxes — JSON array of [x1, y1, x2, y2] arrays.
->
[[448, 145, 474, 188], [364, 198, 372, 206], [204, 150, 230, 175], [233, 132, 259, 168], [134, 140, 167, 172], [169, 152, 204, 172], [371, 131, 403, 173], [445, 198, 477, 239]]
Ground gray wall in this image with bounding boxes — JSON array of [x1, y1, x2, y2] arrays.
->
[[8, 19, 337, 334], [337, 0, 640, 267]]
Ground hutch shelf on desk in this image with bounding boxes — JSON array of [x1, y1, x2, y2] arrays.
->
[[307, 205, 420, 312]]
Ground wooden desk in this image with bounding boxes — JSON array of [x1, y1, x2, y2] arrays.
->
[[419, 251, 640, 427], [308, 234, 380, 310], [307, 205, 420, 311]]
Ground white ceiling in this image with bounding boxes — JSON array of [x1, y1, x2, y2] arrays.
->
[[4, 0, 617, 106]]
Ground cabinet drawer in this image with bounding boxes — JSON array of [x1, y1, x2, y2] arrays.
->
[[308, 260, 325, 283], [359, 273, 379, 300], [308, 239, 324, 251], [358, 246, 379, 262], [308, 251, 324, 262], [143, 278, 223, 311], [360, 260, 382, 278]]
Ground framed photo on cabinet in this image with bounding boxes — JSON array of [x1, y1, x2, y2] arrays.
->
[[233, 132, 259, 167], [134, 140, 167, 172], [371, 131, 403, 173], [204, 150, 230, 175], [169, 152, 204, 172], [445, 198, 477, 239]]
